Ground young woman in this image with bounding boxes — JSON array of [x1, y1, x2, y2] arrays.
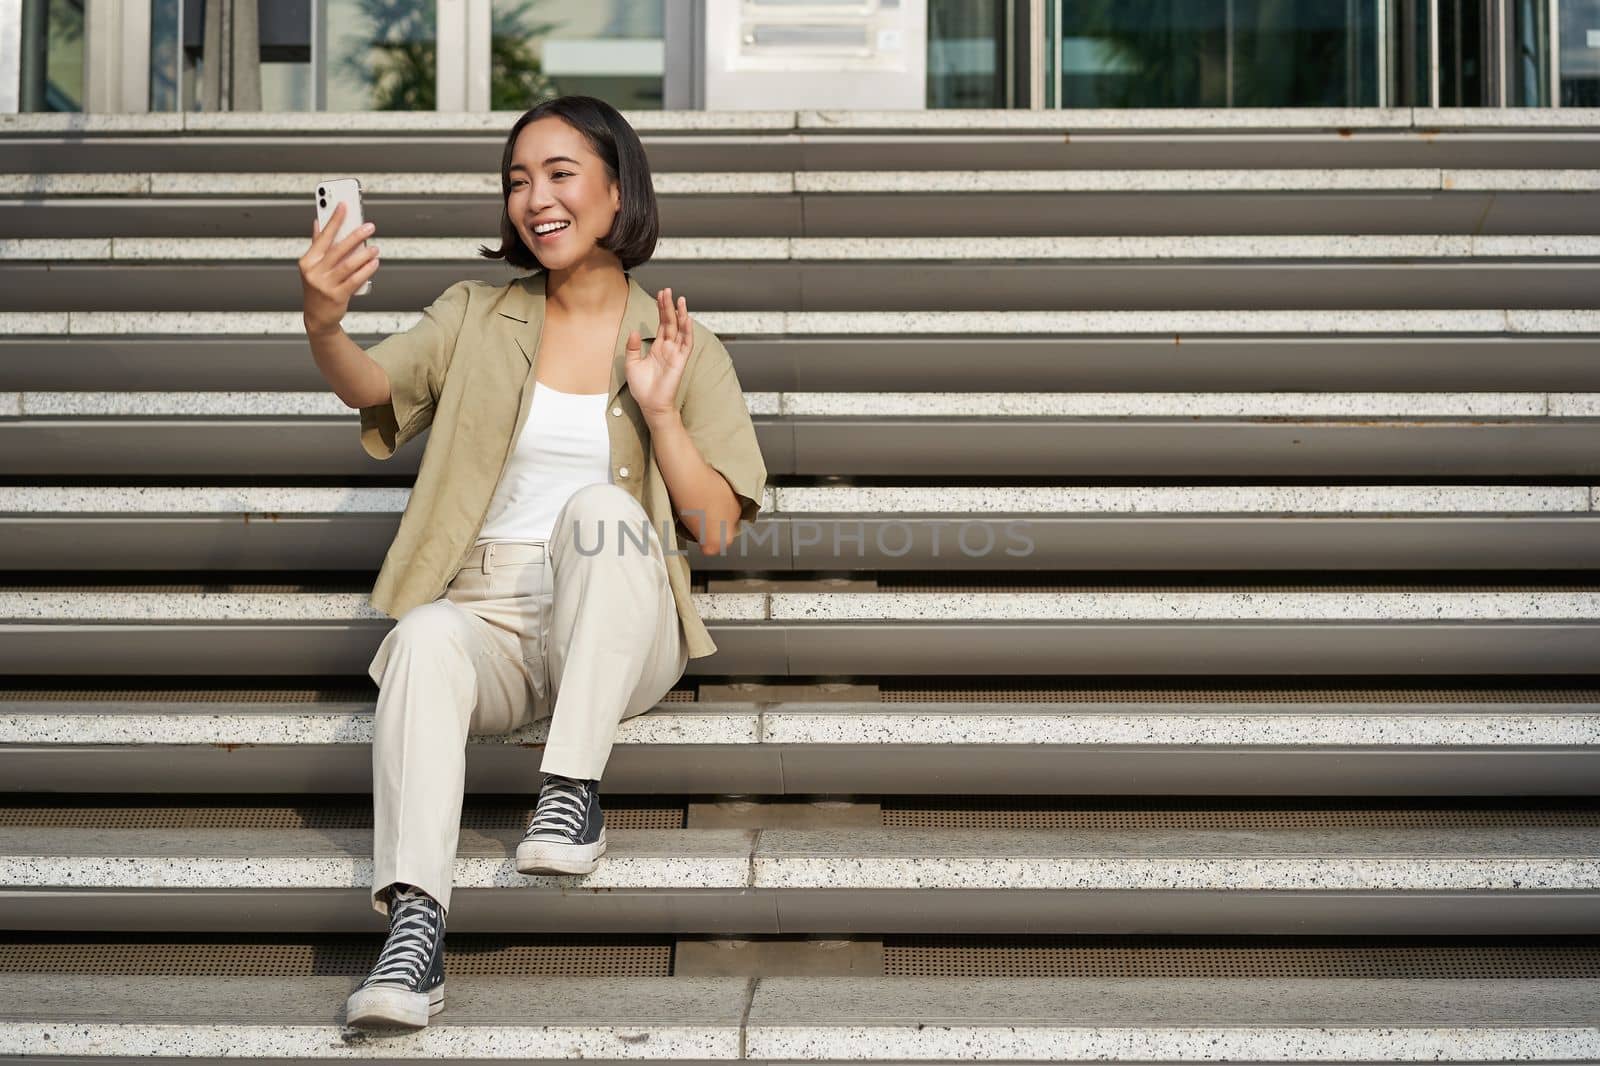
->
[[298, 95, 768, 1029]]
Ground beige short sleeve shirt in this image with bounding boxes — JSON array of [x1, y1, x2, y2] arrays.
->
[[356, 270, 768, 660]]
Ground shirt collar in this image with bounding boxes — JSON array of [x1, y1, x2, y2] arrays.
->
[[496, 270, 661, 404]]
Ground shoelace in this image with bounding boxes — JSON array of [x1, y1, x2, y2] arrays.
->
[[524, 775, 591, 841], [360, 886, 442, 990]]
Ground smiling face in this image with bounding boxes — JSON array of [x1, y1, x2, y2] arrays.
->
[[506, 116, 623, 272]]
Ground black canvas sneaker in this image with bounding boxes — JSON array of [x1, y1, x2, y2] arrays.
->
[[345, 883, 446, 1028], [516, 772, 607, 875]]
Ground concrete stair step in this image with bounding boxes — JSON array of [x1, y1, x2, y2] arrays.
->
[[5, 313, 1596, 392], [8, 407, 1600, 477], [4, 696, 1596, 794], [4, 823, 1598, 933], [4, 584, 1599, 675], [3, 105, 1596, 171], [0, 973, 1594, 1062], [5, 485, 1597, 572], [3, 169, 1594, 238], [3, 236, 1595, 312]]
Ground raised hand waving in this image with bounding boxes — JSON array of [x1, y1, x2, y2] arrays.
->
[[625, 286, 693, 419]]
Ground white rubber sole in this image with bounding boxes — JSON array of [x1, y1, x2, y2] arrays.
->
[[516, 827, 607, 875], [345, 981, 444, 1029]]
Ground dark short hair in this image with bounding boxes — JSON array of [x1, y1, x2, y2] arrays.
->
[[477, 95, 659, 272]]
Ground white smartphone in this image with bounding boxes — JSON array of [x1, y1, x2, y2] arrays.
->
[[315, 177, 372, 296]]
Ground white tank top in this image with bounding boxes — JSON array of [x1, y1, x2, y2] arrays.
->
[[474, 380, 612, 546]]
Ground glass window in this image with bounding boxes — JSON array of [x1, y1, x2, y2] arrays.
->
[[1559, 0, 1600, 105], [1053, 0, 1382, 108], [18, 0, 85, 112], [928, 0, 1011, 108], [489, 0, 664, 110], [324, 0, 436, 110]]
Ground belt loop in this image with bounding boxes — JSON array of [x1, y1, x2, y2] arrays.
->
[[481, 542, 494, 575]]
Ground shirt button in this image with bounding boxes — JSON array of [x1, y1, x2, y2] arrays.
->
[[611, 405, 622, 416], [618, 465, 631, 478]]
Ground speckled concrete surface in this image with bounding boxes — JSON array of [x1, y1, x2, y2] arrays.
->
[[773, 484, 1594, 513], [0, 173, 148, 195], [11, 389, 776, 417], [745, 976, 1600, 1061], [0, 113, 186, 133], [797, 169, 1450, 192], [9, 234, 1597, 263], [0, 706, 763, 746], [784, 308, 1523, 334], [3, 701, 1592, 748], [10, 388, 1570, 418], [0, 973, 749, 1056], [0, 974, 1594, 1059], [799, 107, 1418, 130], [4, 107, 1594, 136], [0, 591, 768, 622], [5, 826, 1596, 891], [758, 704, 1600, 747], [0, 590, 1592, 623], [776, 390, 1555, 417], [0, 312, 66, 335], [1446, 168, 1600, 190], [0, 238, 109, 259], [98, 235, 787, 262], [1418, 106, 1600, 128], [0, 484, 1578, 515], [1509, 308, 1600, 332], [0, 827, 755, 889], [10, 308, 1594, 337], [0, 483, 779, 514], [7, 168, 1597, 197], [749, 827, 1600, 890], [765, 591, 1600, 622]]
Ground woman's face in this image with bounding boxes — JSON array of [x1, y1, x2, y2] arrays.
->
[[506, 116, 622, 271]]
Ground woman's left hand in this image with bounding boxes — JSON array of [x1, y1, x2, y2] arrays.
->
[[626, 287, 693, 420]]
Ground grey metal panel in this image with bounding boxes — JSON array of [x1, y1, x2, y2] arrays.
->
[[773, 747, 1600, 796], [6, 191, 1595, 240], [780, 622, 1600, 675], [5, 887, 1595, 935], [6, 336, 1600, 393], [0, 622, 787, 676], [8, 515, 1599, 572], [9, 419, 1600, 477], [766, 889, 1600, 936], [2, 888, 782, 935], [1, 621, 1595, 676], [0, 195, 802, 240], [0, 135, 811, 175], [787, 263, 1600, 313], [0, 422, 793, 477], [803, 191, 1565, 237], [739, 337, 1600, 393], [4, 261, 1597, 313], [789, 132, 1600, 171], [4, 131, 1598, 174], [0, 746, 785, 796], [774, 517, 1600, 571], [2, 745, 1595, 797], [791, 421, 1600, 476]]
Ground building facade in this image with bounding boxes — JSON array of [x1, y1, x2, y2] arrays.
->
[[3, 0, 1596, 115]]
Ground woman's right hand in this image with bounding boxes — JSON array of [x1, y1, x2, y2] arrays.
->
[[300, 201, 380, 335]]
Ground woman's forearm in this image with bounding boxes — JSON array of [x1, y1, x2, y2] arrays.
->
[[308, 322, 391, 410], [644, 408, 741, 554]]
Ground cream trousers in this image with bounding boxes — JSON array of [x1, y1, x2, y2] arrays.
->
[[365, 481, 689, 916]]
